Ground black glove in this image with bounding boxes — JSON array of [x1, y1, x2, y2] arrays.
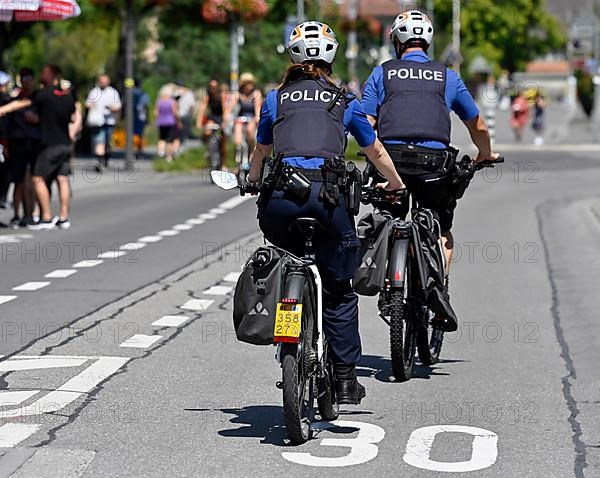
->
[[319, 158, 346, 208]]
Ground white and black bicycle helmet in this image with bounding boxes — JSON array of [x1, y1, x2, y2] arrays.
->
[[287, 21, 339, 65], [390, 10, 434, 47]]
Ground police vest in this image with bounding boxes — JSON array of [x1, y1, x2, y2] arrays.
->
[[273, 79, 346, 159], [378, 59, 451, 145]]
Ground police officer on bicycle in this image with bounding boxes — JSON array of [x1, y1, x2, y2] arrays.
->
[[247, 21, 406, 404], [362, 10, 500, 332]]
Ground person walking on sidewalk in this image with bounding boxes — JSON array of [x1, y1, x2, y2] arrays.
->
[[155, 86, 180, 162], [532, 92, 546, 146], [86, 74, 121, 171], [510, 91, 530, 142]]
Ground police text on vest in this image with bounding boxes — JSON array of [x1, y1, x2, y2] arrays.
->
[[280, 90, 336, 104], [387, 68, 443, 82]]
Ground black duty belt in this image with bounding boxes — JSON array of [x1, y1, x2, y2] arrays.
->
[[384, 144, 457, 173], [297, 168, 324, 182]]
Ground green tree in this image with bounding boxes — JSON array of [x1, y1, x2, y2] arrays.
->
[[433, 0, 566, 74]]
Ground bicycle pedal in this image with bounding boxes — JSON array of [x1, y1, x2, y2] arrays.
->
[[275, 381, 283, 390]]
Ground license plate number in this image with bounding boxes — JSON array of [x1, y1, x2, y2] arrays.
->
[[274, 303, 302, 342]]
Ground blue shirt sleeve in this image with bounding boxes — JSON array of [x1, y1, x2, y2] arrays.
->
[[344, 98, 376, 148], [446, 70, 479, 121], [256, 90, 277, 145], [361, 66, 385, 117]]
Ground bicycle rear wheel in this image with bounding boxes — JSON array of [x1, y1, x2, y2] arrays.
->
[[208, 136, 221, 172], [281, 282, 316, 444], [389, 287, 417, 382]]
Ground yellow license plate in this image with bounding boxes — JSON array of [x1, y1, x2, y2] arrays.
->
[[274, 303, 302, 342]]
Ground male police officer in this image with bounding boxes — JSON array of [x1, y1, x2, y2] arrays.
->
[[362, 10, 499, 331]]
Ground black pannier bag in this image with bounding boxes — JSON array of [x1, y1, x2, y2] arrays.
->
[[233, 247, 287, 345], [412, 210, 458, 325], [353, 212, 390, 296]]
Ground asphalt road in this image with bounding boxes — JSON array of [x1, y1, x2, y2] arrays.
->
[[0, 151, 599, 477]]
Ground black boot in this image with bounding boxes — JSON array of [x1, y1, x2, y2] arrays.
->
[[334, 365, 366, 405]]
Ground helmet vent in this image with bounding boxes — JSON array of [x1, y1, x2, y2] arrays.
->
[[400, 26, 408, 32], [307, 47, 320, 57], [326, 44, 334, 51], [305, 25, 319, 31], [292, 46, 301, 53], [414, 27, 423, 35]]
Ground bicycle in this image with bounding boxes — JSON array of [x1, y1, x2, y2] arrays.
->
[[234, 116, 251, 184], [211, 170, 339, 444], [205, 123, 222, 179], [361, 156, 503, 381]]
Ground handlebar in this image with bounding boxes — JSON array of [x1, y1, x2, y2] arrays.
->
[[473, 156, 505, 170], [239, 183, 261, 196]]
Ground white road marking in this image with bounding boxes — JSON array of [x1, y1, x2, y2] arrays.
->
[[0, 357, 87, 372], [208, 207, 226, 215], [0, 236, 22, 243], [173, 224, 194, 231], [119, 242, 147, 251], [403, 425, 498, 472], [44, 269, 77, 279], [0, 423, 42, 447], [181, 299, 214, 311], [0, 295, 17, 305], [0, 390, 39, 407], [119, 334, 163, 349], [151, 315, 190, 328], [0, 356, 129, 419], [158, 229, 180, 237], [138, 235, 163, 243], [73, 259, 103, 268], [12, 281, 51, 291], [97, 250, 127, 259], [219, 195, 253, 210], [198, 213, 217, 220], [223, 272, 242, 282], [185, 218, 205, 225], [203, 285, 233, 295], [282, 420, 385, 467]]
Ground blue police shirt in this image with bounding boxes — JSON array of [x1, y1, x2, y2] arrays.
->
[[256, 88, 377, 169], [362, 51, 480, 149]]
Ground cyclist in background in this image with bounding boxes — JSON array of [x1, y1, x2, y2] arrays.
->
[[362, 10, 499, 332], [197, 79, 228, 170], [247, 21, 406, 404], [231, 73, 262, 172]]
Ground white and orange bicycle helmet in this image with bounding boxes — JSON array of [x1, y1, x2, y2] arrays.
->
[[390, 10, 434, 46], [287, 21, 339, 65]]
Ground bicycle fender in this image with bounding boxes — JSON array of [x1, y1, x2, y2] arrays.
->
[[388, 238, 409, 288]]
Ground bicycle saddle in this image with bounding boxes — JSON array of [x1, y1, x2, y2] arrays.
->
[[290, 217, 324, 241]]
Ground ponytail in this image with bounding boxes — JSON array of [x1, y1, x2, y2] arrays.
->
[[281, 61, 338, 90]]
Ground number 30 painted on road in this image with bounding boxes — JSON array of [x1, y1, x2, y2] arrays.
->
[[282, 422, 498, 472]]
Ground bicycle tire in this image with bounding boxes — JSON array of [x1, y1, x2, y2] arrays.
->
[[317, 342, 339, 422], [208, 136, 221, 172], [282, 344, 313, 444], [389, 289, 417, 382], [416, 312, 444, 365]]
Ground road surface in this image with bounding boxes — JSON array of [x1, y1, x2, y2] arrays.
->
[[0, 151, 598, 477]]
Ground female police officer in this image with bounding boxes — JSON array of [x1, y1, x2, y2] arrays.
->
[[246, 21, 405, 404]]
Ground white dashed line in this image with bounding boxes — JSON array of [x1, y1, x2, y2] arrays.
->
[[203, 285, 233, 295], [138, 235, 163, 243], [0, 423, 42, 448], [198, 213, 217, 220], [185, 218, 205, 225], [12, 282, 51, 292], [45, 269, 77, 279], [158, 230, 180, 237], [73, 259, 104, 268], [119, 242, 147, 251], [119, 334, 163, 349], [151, 315, 190, 328], [173, 224, 194, 231], [181, 299, 214, 311], [208, 208, 226, 215], [97, 250, 127, 259], [219, 195, 253, 210], [223, 272, 242, 282], [0, 390, 39, 407], [0, 357, 87, 372], [0, 295, 17, 305]]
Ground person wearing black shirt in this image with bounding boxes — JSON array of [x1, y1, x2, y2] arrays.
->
[[0, 64, 75, 230]]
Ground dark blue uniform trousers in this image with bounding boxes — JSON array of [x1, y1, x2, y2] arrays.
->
[[258, 181, 362, 365]]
